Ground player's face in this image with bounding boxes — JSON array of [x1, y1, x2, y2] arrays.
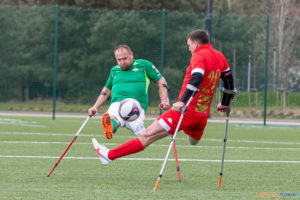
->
[[114, 48, 134, 70], [187, 38, 199, 53]]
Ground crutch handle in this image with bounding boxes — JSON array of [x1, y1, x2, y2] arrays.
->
[[89, 111, 97, 117], [225, 108, 231, 116], [180, 89, 199, 114]]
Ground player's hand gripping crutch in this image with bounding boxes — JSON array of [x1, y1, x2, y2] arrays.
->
[[47, 113, 94, 177], [218, 108, 230, 187], [153, 90, 198, 191]]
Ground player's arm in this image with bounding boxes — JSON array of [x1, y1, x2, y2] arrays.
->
[[156, 77, 170, 110], [216, 68, 237, 112], [144, 61, 170, 110], [88, 87, 111, 116], [172, 68, 203, 112]]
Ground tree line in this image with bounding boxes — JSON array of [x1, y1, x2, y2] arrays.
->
[[0, 2, 298, 105], [1, 0, 298, 16]]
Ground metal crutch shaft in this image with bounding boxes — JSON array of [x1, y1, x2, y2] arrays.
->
[[47, 115, 92, 177], [154, 91, 197, 191], [218, 108, 230, 187], [173, 140, 182, 182]]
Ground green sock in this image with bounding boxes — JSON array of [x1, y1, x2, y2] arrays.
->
[[111, 118, 118, 133]]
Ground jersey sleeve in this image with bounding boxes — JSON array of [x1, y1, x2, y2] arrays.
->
[[190, 53, 205, 74], [105, 70, 113, 90], [144, 60, 162, 82], [221, 54, 230, 72]]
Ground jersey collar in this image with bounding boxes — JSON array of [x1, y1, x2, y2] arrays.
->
[[120, 59, 136, 71], [194, 43, 212, 53], [128, 59, 137, 70]]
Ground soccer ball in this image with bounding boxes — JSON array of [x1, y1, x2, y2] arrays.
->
[[118, 98, 140, 121]]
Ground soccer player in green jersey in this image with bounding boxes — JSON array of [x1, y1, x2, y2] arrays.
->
[[88, 45, 170, 139]]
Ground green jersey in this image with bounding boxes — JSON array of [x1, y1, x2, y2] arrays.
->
[[105, 59, 162, 111]]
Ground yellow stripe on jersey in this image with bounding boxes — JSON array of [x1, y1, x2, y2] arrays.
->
[[144, 70, 150, 94]]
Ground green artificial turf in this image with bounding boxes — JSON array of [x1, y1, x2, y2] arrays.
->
[[0, 116, 299, 200]]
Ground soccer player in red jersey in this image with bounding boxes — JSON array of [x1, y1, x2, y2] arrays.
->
[[92, 29, 236, 165]]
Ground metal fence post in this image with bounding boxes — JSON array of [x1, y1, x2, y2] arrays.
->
[[273, 47, 277, 92], [205, 0, 212, 43], [52, 4, 59, 120], [263, 14, 269, 126], [160, 8, 166, 115], [160, 8, 166, 76]]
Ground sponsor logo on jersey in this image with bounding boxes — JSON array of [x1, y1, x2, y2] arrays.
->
[[152, 65, 161, 77], [152, 65, 160, 74], [132, 68, 139, 72], [167, 118, 173, 124]]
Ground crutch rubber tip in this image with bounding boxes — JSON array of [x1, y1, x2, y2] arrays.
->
[[153, 180, 160, 191], [218, 177, 222, 187]]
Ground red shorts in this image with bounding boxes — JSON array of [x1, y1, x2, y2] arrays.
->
[[157, 109, 208, 140]]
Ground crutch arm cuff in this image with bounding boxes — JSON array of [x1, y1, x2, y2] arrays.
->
[[221, 88, 237, 106]]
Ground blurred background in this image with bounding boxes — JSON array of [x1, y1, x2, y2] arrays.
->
[[0, 0, 299, 119]]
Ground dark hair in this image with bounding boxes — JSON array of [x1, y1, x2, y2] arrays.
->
[[114, 44, 132, 53], [186, 29, 210, 44]]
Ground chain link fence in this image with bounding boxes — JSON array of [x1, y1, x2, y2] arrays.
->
[[0, 5, 299, 118]]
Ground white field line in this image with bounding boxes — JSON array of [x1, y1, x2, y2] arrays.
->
[[0, 118, 46, 127], [0, 154, 300, 163], [208, 119, 300, 126], [1, 131, 300, 145], [1, 111, 300, 126], [1, 140, 300, 151]]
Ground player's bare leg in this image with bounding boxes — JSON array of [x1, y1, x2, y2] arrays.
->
[[93, 120, 169, 165], [138, 120, 170, 148]]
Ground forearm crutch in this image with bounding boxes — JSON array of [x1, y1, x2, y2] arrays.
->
[[218, 108, 230, 187], [47, 114, 93, 177], [161, 105, 182, 182], [154, 90, 198, 191]]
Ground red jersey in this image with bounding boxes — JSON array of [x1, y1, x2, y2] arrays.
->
[[178, 43, 230, 117]]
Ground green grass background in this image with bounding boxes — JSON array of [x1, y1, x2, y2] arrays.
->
[[0, 116, 299, 199]]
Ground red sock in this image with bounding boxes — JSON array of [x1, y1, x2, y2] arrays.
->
[[108, 138, 144, 160]]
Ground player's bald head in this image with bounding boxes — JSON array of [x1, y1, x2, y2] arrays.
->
[[114, 44, 132, 54], [114, 44, 133, 70]]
